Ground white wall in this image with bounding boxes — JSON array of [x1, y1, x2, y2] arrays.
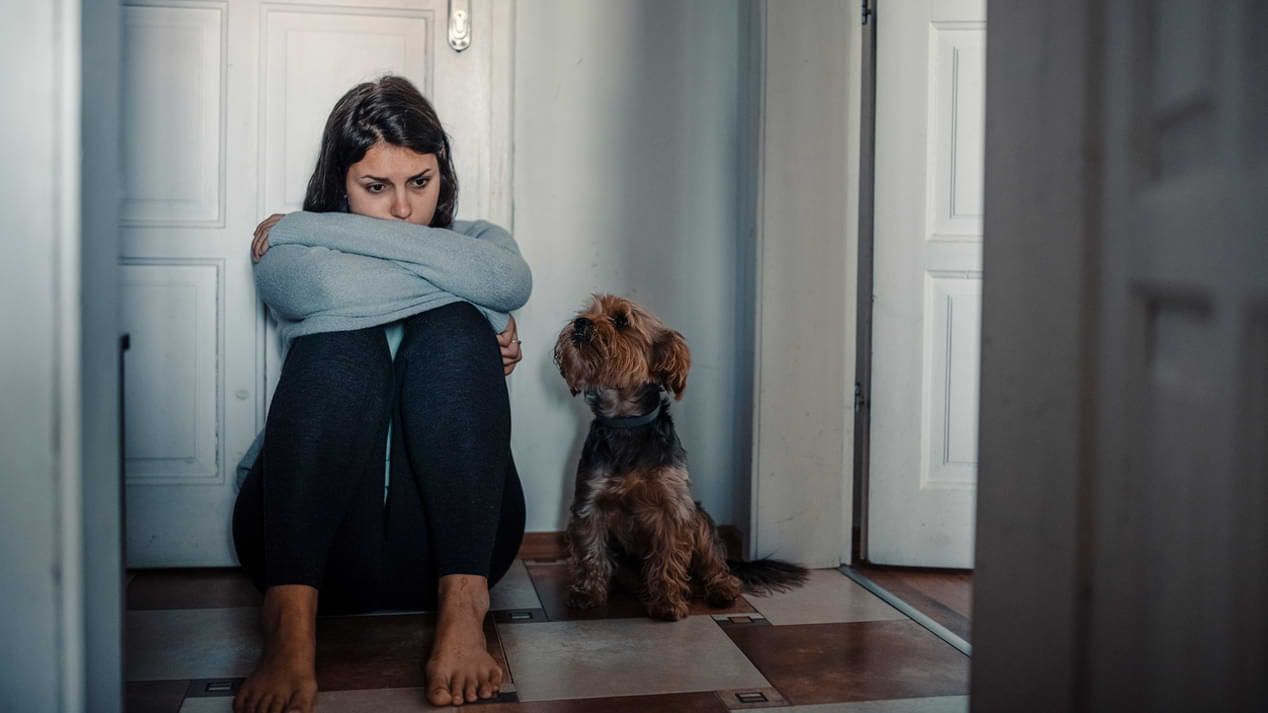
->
[[510, 0, 749, 532]]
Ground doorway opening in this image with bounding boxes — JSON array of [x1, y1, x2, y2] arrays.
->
[[846, 0, 985, 655]]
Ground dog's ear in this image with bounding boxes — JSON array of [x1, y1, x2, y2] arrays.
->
[[651, 329, 690, 399]]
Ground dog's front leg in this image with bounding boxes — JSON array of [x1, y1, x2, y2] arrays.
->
[[642, 521, 693, 621], [565, 508, 613, 609], [690, 509, 743, 607]]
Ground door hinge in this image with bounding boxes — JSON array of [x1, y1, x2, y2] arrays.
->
[[854, 381, 866, 413], [861, 0, 873, 25], [448, 0, 471, 52]]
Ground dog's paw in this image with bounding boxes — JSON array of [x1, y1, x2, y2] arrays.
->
[[647, 599, 690, 621], [566, 588, 607, 609], [705, 575, 743, 608]]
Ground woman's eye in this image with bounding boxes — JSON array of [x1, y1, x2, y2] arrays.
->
[[367, 184, 385, 194], [412, 177, 430, 188]]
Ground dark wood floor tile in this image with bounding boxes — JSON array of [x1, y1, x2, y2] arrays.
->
[[853, 565, 972, 642], [125, 680, 188, 713], [127, 568, 262, 610], [314, 611, 510, 692], [473, 691, 731, 712], [725, 619, 969, 705], [526, 562, 755, 621]]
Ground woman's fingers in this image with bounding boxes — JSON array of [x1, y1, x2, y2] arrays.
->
[[501, 340, 523, 375], [254, 213, 284, 234], [251, 234, 270, 263], [251, 214, 286, 263], [500, 340, 522, 362]]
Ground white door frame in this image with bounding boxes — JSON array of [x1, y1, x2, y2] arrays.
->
[[1, 0, 125, 709], [748, 0, 863, 568], [969, 2, 1091, 704]]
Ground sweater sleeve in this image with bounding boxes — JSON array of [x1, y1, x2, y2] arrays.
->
[[252, 242, 512, 331], [267, 212, 532, 313]]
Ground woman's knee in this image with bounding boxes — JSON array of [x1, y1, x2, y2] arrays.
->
[[291, 326, 391, 371], [401, 302, 500, 363], [283, 326, 394, 404]]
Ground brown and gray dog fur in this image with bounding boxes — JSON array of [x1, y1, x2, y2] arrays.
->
[[553, 293, 808, 621]]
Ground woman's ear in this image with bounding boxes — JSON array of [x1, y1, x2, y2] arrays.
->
[[651, 329, 690, 399]]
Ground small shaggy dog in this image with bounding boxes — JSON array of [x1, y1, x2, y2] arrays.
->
[[553, 293, 807, 620]]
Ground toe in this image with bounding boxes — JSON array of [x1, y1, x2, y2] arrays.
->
[[288, 683, 317, 713], [477, 680, 493, 699], [427, 684, 452, 707], [426, 671, 453, 708], [465, 679, 479, 703]]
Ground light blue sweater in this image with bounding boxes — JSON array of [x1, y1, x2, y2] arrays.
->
[[235, 211, 532, 488]]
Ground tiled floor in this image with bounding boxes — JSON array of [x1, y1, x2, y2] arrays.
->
[[850, 566, 973, 643], [125, 559, 969, 712]]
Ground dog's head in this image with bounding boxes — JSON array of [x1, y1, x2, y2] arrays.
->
[[552, 293, 690, 400]]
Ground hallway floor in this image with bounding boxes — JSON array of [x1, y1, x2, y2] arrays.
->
[[126, 559, 969, 712]]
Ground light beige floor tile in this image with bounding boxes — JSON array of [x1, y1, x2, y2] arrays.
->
[[742, 569, 904, 625], [490, 559, 542, 611], [498, 615, 769, 701], [779, 696, 970, 713], [126, 607, 261, 681]]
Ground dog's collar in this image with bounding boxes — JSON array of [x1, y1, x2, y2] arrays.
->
[[596, 401, 662, 429]]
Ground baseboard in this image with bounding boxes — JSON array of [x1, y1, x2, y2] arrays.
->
[[517, 526, 745, 561], [516, 531, 568, 561]]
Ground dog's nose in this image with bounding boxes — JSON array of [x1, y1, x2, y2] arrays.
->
[[572, 317, 593, 343]]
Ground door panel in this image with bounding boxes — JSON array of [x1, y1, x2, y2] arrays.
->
[[868, 0, 985, 568], [123, 0, 502, 566]]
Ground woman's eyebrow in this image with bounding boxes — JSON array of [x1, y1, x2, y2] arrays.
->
[[358, 170, 433, 183]]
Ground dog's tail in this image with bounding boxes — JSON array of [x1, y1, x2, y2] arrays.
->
[[727, 557, 809, 595]]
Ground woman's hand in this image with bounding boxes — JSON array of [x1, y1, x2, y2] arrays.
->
[[497, 315, 523, 375], [251, 213, 286, 264]]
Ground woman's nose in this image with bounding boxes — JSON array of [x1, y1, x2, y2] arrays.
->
[[391, 192, 411, 219]]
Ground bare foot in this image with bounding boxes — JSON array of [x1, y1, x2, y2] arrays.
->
[[234, 585, 319, 713], [425, 574, 505, 707]]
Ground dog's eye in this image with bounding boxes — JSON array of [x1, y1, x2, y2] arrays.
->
[[612, 313, 629, 330]]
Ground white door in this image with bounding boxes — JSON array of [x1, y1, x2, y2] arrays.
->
[[868, 0, 985, 567], [122, 0, 510, 567], [1084, 1, 1268, 707]]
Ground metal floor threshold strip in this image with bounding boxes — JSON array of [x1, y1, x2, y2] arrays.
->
[[839, 565, 973, 657]]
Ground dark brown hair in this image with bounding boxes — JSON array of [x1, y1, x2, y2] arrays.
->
[[303, 75, 458, 227]]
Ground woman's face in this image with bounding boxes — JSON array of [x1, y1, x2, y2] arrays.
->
[[345, 141, 440, 225]]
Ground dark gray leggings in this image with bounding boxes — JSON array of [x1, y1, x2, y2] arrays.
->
[[232, 301, 525, 614]]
